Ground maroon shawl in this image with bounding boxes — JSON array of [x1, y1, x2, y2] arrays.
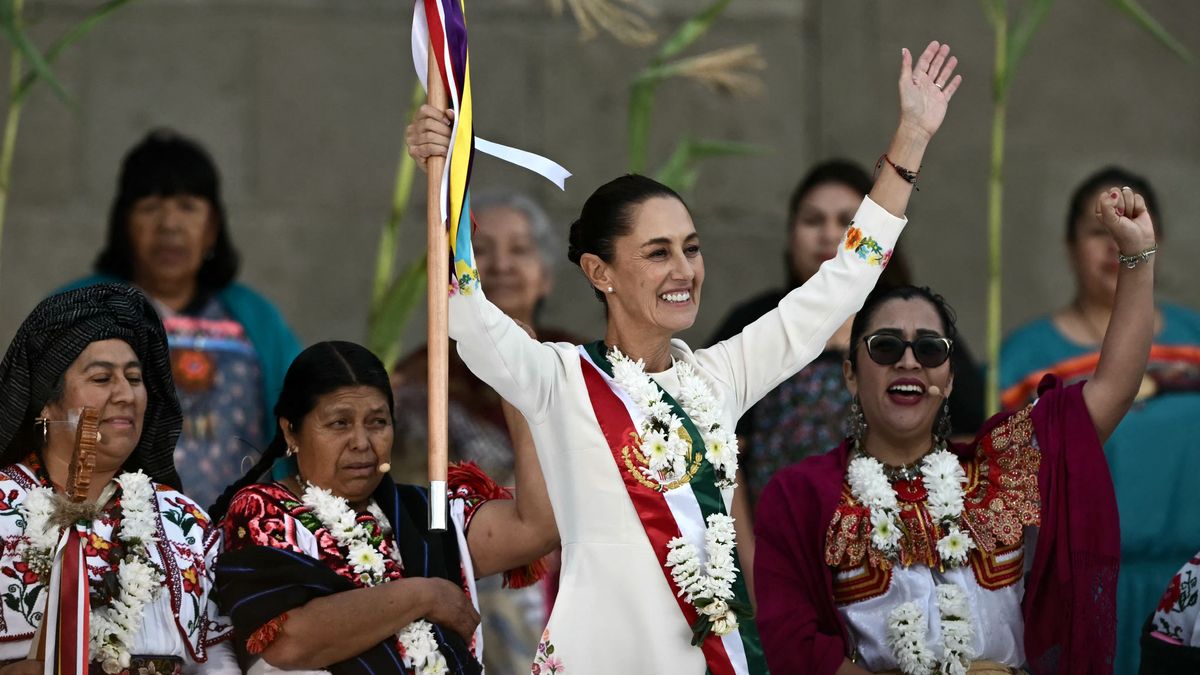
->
[[753, 377, 1119, 674]]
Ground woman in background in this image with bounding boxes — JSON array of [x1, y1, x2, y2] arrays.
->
[[65, 130, 301, 509], [1001, 166, 1200, 673]]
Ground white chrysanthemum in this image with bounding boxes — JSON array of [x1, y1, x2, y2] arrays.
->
[[642, 431, 673, 472], [869, 510, 902, 553], [847, 456, 898, 511], [349, 543, 385, 574], [936, 526, 976, 566], [886, 601, 935, 675]]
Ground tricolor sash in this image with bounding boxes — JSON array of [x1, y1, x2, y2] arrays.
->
[[578, 342, 766, 675]]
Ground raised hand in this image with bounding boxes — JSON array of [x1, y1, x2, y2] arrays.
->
[[898, 41, 962, 143], [1095, 186, 1157, 255], [405, 104, 455, 173]]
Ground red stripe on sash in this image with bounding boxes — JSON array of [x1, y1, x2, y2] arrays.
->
[[579, 355, 734, 675], [57, 529, 89, 675]]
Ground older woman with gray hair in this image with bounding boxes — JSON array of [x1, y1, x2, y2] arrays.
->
[[390, 190, 576, 675]]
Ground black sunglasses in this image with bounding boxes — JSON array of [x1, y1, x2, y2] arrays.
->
[[863, 333, 953, 368]]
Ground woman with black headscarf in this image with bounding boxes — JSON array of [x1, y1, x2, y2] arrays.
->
[[62, 130, 301, 510], [0, 284, 237, 675]]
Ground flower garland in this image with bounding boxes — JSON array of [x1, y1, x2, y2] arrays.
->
[[885, 583, 976, 675], [606, 347, 745, 641], [847, 448, 976, 566], [607, 347, 738, 489], [19, 471, 165, 674], [664, 514, 742, 639], [301, 485, 446, 675]]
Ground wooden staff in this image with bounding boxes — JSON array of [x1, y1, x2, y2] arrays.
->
[[29, 407, 100, 665], [426, 46, 450, 531]]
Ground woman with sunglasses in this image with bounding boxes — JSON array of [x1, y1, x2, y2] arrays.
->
[[753, 186, 1158, 674]]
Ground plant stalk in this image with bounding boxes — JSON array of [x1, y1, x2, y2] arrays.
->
[[986, 6, 1009, 415], [0, 0, 26, 283]]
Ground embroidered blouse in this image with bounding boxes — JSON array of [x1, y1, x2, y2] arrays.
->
[[0, 461, 237, 674], [823, 405, 1040, 670], [218, 466, 535, 675]]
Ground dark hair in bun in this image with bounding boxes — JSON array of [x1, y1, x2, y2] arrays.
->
[[567, 174, 684, 301]]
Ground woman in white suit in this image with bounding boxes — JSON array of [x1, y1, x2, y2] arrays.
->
[[406, 41, 963, 675]]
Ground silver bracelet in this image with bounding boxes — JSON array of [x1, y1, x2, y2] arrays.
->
[[1117, 244, 1157, 269]]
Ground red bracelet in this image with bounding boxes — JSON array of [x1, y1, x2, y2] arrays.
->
[[875, 154, 920, 190]]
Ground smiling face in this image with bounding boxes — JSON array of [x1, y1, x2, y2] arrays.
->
[[283, 385, 393, 506], [127, 194, 217, 296], [844, 297, 953, 449], [473, 205, 552, 323], [40, 339, 148, 474], [596, 196, 704, 337], [789, 182, 861, 284]]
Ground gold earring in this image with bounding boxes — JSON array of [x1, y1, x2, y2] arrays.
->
[[35, 417, 48, 444], [286, 445, 298, 457]]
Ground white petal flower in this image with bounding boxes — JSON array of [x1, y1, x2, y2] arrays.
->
[[869, 511, 902, 552], [936, 527, 977, 566]]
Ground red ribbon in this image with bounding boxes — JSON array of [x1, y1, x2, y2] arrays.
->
[[55, 528, 89, 675]]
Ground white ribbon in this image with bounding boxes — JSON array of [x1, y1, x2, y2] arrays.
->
[[411, 2, 571, 209]]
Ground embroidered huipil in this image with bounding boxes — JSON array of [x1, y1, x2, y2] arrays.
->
[[0, 463, 237, 674], [823, 406, 1041, 670], [448, 197, 905, 673]]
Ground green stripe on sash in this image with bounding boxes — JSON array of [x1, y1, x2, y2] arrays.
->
[[584, 341, 767, 673]]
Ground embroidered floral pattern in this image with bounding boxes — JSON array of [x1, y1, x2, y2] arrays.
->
[[844, 225, 892, 267], [0, 462, 230, 665], [532, 629, 565, 674], [826, 404, 1041, 592], [223, 484, 405, 586], [1151, 552, 1200, 644]]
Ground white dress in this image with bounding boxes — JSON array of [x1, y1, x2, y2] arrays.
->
[[448, 196, 906, 674], [0, 463, 238, 675]]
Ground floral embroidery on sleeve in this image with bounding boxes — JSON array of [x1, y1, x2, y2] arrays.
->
[[1151, 552, 1200, 645], [844, 224, 892, 267]]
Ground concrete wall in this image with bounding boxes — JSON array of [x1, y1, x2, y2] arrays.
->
[[2, 0, 1198, 363]]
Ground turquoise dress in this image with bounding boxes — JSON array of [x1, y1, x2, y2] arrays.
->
[[1001, 303, 1200, 673]]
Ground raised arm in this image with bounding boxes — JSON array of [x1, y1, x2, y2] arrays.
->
[[467, 397, 559, 577], [1082, 187, 1157, 441], [697, 41, 962, 413], [870, 41, 962, 218]]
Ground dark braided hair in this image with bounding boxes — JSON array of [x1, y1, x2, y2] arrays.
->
[[567, 174, 685, 303], [208, 341, 394, 519]]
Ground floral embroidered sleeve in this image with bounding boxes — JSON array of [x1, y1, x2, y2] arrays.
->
[[221, 484, 308, 556], [448, 462, 547, 588], [1150, 551, 1200, 646]]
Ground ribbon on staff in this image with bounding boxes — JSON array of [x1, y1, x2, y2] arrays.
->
[[41, 527, 90, 675], [411, 0, 571, 295]]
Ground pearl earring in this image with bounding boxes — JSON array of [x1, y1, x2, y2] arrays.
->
[[606, 286, 613, 293]]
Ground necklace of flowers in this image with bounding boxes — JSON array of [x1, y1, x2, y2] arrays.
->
[[300, 483, 447, 675], [847, 444, 976, 567], [20, 471, 165, 675], [607, 347, 745, 642], [607, 346, 738, 490], [885, 583, 976, 675], [664, 513, 750, 642]]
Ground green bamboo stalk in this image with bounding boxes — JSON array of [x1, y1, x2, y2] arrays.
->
[[371, 80, 426, 310], [985, 6, 1008, 415], [0, 0, 26, 281]]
